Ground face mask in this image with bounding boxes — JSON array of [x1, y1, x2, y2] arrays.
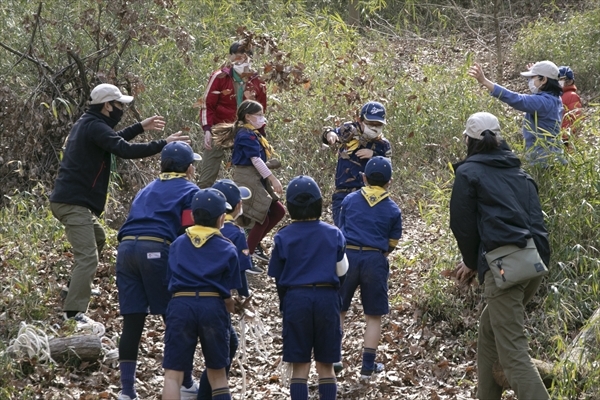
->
[[528, 78, 539, 94], [237, 207, 244, 218], [362, 124, 383, 139], [248, 115, 266, 129], [558, 80, 565, 88], [108, 105, 124, 126], [233, 62, 251, 75]]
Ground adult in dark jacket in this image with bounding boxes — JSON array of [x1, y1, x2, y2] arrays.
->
[[450, 112, 550, 400], [50, 83, 189, 324], [198, 41, 267, 189]]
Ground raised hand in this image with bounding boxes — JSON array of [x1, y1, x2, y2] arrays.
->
[[141, 115, 166, 131]]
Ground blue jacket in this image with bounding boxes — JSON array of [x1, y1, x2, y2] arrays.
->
[[323, 122, 392, 190], [491, 84, 562, 161], [50, 110, 166, 215]]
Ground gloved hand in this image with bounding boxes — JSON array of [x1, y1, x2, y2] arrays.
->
[[265, 159, 282, 169]]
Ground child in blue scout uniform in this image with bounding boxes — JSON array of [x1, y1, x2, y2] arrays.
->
[[195, 179, 252, 400], [115, 141, 201, 400], [215, 99, 285, 269], [322, 101, 392, 227], [268, 175, 348, 400], [338, 156, 402, 378], [162, 189, 242, 400]]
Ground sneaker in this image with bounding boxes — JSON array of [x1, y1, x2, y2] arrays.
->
[[360, 362, 384, 379], [252, 244, 270, 262], [333, 361, 344, 374], [63, 312, 106, 336], [246, 263, 264, 275], [117, 393, 135, 400], [180, 381, 199, 400]]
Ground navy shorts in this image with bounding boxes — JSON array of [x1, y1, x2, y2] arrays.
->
[[339, 250, 389, 315], [116, 239, 171, 315], [282, 287, 342, 363], [163, 296, 231, 371]]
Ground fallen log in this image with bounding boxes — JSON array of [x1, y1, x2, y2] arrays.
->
[[48, 334, 102, 362]]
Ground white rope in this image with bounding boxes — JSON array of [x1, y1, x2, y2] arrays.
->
[[5, 321, 56, 364], [277, 358, 293, 388]]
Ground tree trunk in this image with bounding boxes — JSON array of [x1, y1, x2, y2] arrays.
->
[[493, 0, 503, 85], [49, 334, 102, 362]]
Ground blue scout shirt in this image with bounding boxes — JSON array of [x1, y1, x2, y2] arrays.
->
[[222, 216, 252, 273], [232, 127, 267, 166], [118, 175, 198, 242], [268, 220, 346, 287], [168, 227, 241, 297], [491, 84, 562, 157], [331, 122, 392, 190], [340, 186, 402, 252]]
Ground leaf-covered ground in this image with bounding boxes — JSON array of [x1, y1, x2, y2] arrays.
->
[[2, 208, 506, 400]]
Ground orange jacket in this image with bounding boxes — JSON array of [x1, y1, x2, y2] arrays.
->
[[561, 85, 582, 131]]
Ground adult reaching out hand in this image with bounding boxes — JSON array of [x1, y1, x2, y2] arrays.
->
[[467, 63, 494, 92], [165, 131, 191, 144], [141, 115, 166, 131]]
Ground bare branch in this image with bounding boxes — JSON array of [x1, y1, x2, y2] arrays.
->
[[0, 41, 54, 74]]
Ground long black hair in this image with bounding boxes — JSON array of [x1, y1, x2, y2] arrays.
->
[[539, 76, 563, 97], [466, 130, 501, 157]]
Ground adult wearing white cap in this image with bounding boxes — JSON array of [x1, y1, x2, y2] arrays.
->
[[451, 112, 550, 400], [50, 83, 189, 325], [468, 61, 564, 166]]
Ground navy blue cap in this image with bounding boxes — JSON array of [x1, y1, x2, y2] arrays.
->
[[191, 188, 232, 219], [365, 156, 392, 182], [286, 175, 322, 206], [558, 66, 574, 81], [212, 179, 251, 207], [161, 142, 201, 170], [360, 101, 386, 124]]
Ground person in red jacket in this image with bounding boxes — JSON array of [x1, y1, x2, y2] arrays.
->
[[558, 66, 583, 145], [198, 41, 267, 189]]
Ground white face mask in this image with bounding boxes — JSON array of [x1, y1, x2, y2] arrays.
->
[[528, 78, 540, 94], [558, 80, 565, 88], [233, 62, 251, 75], [237, 207, 243, 218], [362, 124, 384, 140], [248, 115, 266, 129]]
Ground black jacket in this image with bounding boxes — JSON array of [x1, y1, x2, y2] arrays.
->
[[449, 146, 550, 283], [50, 110, 167, 216]]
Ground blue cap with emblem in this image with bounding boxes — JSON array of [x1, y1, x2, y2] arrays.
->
[[360, 101, 386, 124], [161, 142, 202, 170], [212, 179, 252, 206], [286, 175, 322, 206], [365, 156, 392, 182], [191, 188, 232, 219]]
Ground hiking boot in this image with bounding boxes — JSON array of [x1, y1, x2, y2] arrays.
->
[[180, 380, 199, 399], [117, 393, 135, 400], [246, 262, 264, 275], [360, 362, 384, 380], [252, 244, 270, 263], [63, 312, 105, 336]]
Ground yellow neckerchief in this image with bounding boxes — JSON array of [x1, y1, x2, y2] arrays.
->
[[159, 172, 188, 181], [243, 123, 274, 159], [224, 214, 237, 224], [345, 134, 382, 154], [186, 226, 222, 248], [360, 185, 389, 207]]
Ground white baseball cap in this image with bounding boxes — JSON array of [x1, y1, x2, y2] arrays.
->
[[90, 84, 134, 105], [463, 112, 501, 140], [520, 61, 559, 80]]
